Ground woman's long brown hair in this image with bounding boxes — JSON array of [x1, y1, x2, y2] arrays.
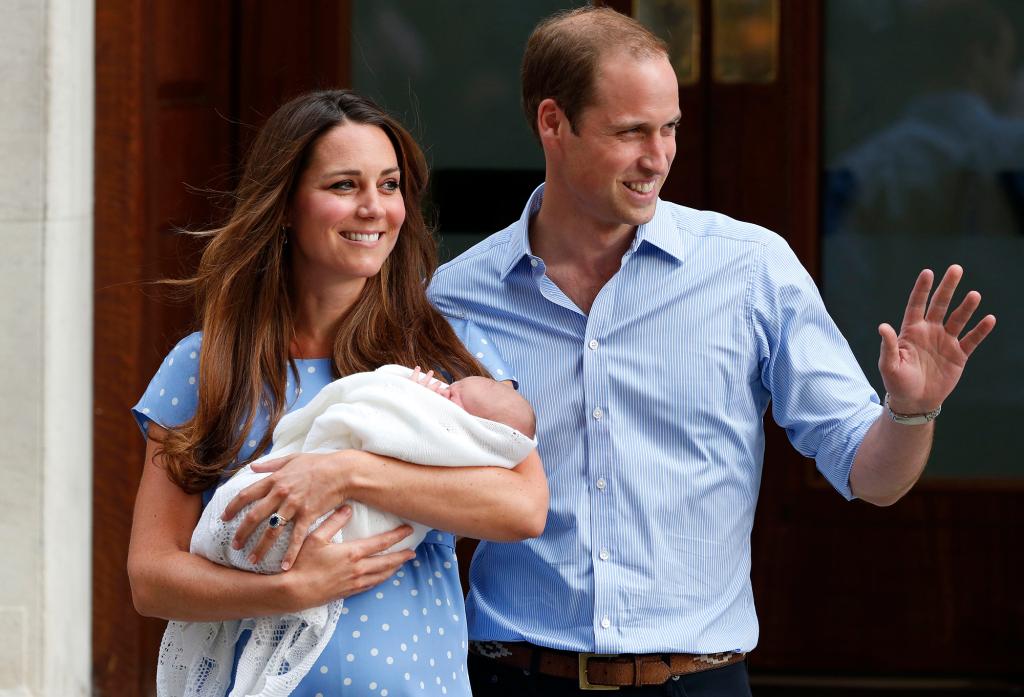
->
[[159, 90, 485, 494]]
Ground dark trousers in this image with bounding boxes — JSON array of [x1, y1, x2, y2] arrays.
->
[[468, 653, 752, 697]]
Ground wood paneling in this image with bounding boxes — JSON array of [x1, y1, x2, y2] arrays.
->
[[93, 1, 160, 693], [236, 0, 352, 151], [93, 3, 351, 694]]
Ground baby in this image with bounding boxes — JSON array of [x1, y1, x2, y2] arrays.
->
[[195, 366, 536, 569], [413, 365, 536, 438], [158, 365, 537, 697]]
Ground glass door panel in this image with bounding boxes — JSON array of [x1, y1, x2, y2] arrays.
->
[[822, 0, 1024, 478], [352, 0, 587, 260]]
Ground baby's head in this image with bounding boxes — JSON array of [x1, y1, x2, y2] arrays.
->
[[448, 376, 536, 439], [410, 367, 536, 438]]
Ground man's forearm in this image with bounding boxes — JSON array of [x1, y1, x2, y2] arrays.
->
[[849, 412, 934, 506]]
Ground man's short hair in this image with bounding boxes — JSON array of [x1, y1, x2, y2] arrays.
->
[[521, 6, 669, 139]]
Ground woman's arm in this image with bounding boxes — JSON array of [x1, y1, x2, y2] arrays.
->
[[345, 449, 548, 540], [226, 450, 549, 570], [126, 425, 415, 621]]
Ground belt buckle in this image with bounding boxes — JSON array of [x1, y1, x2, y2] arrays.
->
[[578, 653, 620, 691]]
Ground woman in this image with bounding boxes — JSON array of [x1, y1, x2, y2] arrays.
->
[[127, 90, 548, 696]]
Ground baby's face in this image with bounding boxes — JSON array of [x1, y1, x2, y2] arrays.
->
[[447, 377, 520, 422], [407, 368, 512, 418], [443, 381, 467, 410], [408, 367, 534, 437]]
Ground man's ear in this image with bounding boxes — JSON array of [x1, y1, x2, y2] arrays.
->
[[536, 98, 565, 143]]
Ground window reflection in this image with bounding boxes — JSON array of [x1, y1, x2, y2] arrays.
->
[[823, 0, 1024, 478], [352, 0, 584, 259], [712, 0, 778, 84], [633, 0, 701, 85]]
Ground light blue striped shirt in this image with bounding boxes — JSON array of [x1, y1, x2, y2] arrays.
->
[[428, 185, 882, 654]]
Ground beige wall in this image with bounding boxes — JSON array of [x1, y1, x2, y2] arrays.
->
[[0, 0, 93, 694]]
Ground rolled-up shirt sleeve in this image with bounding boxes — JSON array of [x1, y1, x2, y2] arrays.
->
[[750, 236, 883, 500]]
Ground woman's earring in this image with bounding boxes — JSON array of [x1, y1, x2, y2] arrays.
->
[[280, 224, 290, 246]]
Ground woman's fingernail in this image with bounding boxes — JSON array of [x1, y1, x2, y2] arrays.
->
[[281, 561, 291, 571]]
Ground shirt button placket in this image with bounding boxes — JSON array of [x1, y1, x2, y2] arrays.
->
[[592, 389, 612, 643], [584, 317, 612, 649]]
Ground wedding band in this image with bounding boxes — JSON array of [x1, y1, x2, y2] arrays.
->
[[268, 512, 289, 528]]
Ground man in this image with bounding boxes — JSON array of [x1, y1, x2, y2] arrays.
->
[[428, 7, 995, 696]]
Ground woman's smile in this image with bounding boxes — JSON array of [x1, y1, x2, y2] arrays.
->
[[339, 231, 384, 243]]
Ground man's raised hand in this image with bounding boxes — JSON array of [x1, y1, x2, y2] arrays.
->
[[878, 265, 996, 415]]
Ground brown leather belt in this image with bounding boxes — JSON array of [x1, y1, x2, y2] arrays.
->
[[469, 640, 745, 690]]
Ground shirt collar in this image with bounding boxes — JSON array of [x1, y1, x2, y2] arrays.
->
[[499, 183, 546, 280], [634, 198, 686, 263], [498, 182, 686, 281]]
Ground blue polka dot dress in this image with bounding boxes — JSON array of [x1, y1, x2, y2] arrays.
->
[[133, 321, 517, 696]]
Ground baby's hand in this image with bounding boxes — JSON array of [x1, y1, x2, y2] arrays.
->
[[410, 365, 451, 397]]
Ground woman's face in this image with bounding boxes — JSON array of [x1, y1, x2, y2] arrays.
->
[[288, 121, 405, 293]]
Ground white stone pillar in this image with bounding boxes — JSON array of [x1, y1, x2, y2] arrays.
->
[[0, 0, 94, 694]]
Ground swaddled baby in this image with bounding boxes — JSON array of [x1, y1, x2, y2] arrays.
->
[[157, 365, 537, 697], [195, 366, 537, 569]]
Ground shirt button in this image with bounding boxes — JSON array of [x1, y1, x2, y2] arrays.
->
[[592, 407, 603, 420], [530, 258, 539, 267], [596, 478, 607, 490], [588, 339, 599, 350], [600, 617, 611, 629], [599, 548, 610, 561]]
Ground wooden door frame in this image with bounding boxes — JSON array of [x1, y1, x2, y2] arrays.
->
[[93, 2, 162, 693], [93, 3, 352, 694]]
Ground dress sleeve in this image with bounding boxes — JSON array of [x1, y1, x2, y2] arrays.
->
[[446, 315, 518, 388], [131, 332, 203, 438]]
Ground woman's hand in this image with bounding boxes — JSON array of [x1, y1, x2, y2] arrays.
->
[[285, 506, 417, 606], [221, 450, 358, 570]]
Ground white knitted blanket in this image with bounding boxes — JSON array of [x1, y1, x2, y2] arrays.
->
[[156, 365, 535, 697]]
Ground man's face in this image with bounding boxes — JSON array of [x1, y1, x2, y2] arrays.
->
[[555, 51, 680, 231]]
